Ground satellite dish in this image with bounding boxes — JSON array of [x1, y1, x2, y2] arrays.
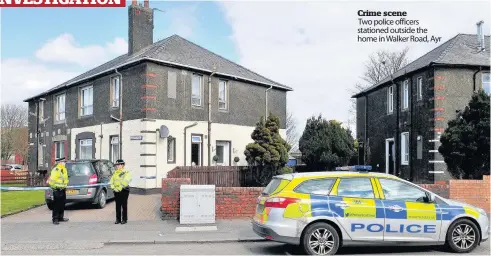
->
[[159, 125, 169, 138]]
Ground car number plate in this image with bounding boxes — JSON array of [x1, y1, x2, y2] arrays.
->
[[66, 189, 79, 195]]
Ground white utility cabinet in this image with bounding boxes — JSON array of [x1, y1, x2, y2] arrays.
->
[[180, 185, 216, 224]]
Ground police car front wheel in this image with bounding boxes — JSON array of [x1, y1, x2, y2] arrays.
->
[[446, 219, 480, 253], [302, 222, 340, 255]]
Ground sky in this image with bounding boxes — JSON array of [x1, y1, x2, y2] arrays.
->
[[1, 0, 490, 137]]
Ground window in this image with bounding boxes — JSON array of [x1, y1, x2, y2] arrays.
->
[[167, 137, 176, 163], [379, 179, 427, 202], [482, 73, 490, 94], [111, 76, 120, 108], [387, 86, 394, 114], [55, 141, 64, 159], [39, 101, 44, 121], [79, 139, 93, 159], [191, 74, 202, 106], [401, 132, 409, 165], [80, 86, 93, 116], [417, 77, 423, 100], [294, 179, 335, 195], [336, 178, 375, 199], [110, 136, 119, 163], [54, 94, 66, 121], [218, 80, 228, 110], [402, 80, 409, 110]]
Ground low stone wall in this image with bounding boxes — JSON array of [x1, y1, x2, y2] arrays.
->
[[161, 175, 490, 219]]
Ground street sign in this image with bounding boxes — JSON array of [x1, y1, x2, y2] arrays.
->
[[130, 135, 143, 140]]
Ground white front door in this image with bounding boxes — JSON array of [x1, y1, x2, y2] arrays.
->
[[215, 141, 230, 166]]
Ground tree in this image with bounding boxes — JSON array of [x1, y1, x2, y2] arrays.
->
[[1, 104, 28, 161], [438, 90, 490, 179], [244, 114, 291, 185], [286, 111, 299, 152], [299, 115, 356, 171], [348, 48, 410, 131]]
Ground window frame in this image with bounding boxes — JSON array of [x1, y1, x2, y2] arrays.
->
[[377, 178, 430, 203], [402, 79, 409, 110], [54, 141, 65, 159], [387, 85, 394, 114], [218, 80, 228, 110], [110, 76, 120, 108], [167, 137, 176, 164], [54, 93, 66, 122], [80, 85, 94, 117], [191, 74, 203, 107], [401, 132, 409, 165], [79, 139, 93, 160], [110, 136, 119, 163], [332, 177, 377, 199], [416, 77, 423, 101], [293, 178, 336, 195], [482, 72, 490, 95]]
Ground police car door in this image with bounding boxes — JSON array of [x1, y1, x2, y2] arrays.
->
[[377, 178, 441, 242], [328, 177, 384, 241]]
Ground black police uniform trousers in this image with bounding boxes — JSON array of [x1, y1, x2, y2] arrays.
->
[[114, 188, 130, 222], [52, 188, 66, 222]]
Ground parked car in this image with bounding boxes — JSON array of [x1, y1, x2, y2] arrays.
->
[[252, 166, 489, 255], [45, 159, 116, 209]]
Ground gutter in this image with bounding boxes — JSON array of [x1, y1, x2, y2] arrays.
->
[[183, 122, 198, 166], [208, 70, 217, 166], [24, 57, 292, 102], [473, 66, 483, 92]]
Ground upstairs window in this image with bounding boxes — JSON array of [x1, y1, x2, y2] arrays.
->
[[55, 94, 66, 122], [482, 73, 490, 95], [192, 74, 202, 106], [80, 86, 93, 116], [218, 80, 228, 110], [387, 86, 394, 114], [417, 77, 423, 100], [111, 76, 120, 108], [402, 80, 409, 110]]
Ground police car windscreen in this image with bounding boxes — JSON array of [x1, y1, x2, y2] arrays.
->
[[66, 163, 95, 177]]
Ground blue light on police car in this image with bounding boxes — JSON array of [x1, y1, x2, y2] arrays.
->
[[335, 165, 372, 171]]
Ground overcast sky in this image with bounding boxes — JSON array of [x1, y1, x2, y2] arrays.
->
[[1, 0, 490, 137]]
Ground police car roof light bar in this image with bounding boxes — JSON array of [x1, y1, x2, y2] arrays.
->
[[335, 165, 372, 172]]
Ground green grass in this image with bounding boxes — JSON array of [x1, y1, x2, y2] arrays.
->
[[1, 190, 45, 216], [1, 183, 27, 187]]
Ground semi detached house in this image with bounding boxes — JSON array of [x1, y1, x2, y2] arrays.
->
[[353, 24, 490, 184], [24, 1, 291, 192]]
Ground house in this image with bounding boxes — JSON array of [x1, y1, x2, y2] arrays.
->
[[24, 1, 292, 192], [352, 22, 490, 183]]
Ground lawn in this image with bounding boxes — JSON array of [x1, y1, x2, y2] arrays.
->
[[1, 189, 45, 216]]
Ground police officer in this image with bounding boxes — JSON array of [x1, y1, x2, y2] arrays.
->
[[109, 159, 132, 224], [48, 157, 69, 225]]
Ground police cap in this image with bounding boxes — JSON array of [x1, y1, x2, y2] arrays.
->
[[115, 159, 125, 165]]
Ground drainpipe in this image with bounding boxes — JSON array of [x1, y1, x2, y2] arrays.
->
[[155, 128, 159, 188], [364, 95, 368, 165], [35, 101, 40, 174], [265, 85, 273, 119], [114, 69, 123, 159], [392, 75, 399, 177], [473, 67, 482, 92], [208, 70, 216, 166], [408, 71, 413, 182], [184, 122, 198, 166], [99, 122, 103, 159]]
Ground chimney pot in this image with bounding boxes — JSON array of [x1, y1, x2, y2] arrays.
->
[[144, 0, 149, 8]]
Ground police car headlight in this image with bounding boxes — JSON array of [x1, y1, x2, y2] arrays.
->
[[477, 208, 487, 216]]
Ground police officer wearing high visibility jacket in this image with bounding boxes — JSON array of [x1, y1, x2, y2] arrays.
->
[[48, 157, 69, 225], [109, 159, 132, 224]]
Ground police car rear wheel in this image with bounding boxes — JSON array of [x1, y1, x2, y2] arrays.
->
[[446, 219, 480, 253], [303, 222, 340, 255]]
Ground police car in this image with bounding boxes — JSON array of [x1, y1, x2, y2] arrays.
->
[[252, 166, 489, 255]]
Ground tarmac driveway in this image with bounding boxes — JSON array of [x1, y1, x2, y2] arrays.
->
[[1, 194, 162, 223]]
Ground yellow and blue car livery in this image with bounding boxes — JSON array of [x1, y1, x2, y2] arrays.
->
[[252, 167, 489, 255]]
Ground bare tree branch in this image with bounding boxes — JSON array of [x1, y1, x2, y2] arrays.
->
[[1, 104, 28, 161], [286, 111, 299, 152]]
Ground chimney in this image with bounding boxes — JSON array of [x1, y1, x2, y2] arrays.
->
[[128, 1, 154, 55], [476, 20, 485, 51]]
